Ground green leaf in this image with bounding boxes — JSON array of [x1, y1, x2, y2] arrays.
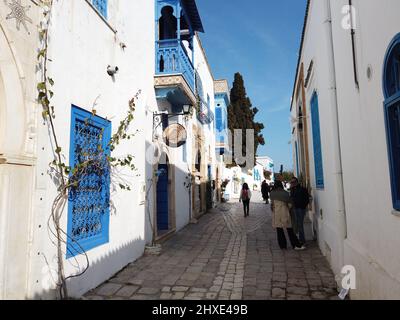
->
[[37, 49, 46, 60], [37, 82, 46, 91]]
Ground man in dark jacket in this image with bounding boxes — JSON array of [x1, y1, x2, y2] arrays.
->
[[290, 177, 310, 245], [261, 180, 270, 204]]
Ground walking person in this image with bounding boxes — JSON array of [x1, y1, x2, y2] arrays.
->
[[270, 181, 305, 250], [290, 177, 310, 246], [239, 183, 252, 217], [261, 180, 270, 204]]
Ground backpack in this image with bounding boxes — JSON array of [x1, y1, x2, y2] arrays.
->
[[242, 189, 249, 200]]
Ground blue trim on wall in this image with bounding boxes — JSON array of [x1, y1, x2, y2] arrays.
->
[[67, 105, 112, 258], [383, 33, 400, 210], [310, 92, 325, 189]]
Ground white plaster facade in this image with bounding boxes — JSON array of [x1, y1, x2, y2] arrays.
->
[[0, 0, 224, 299], [1, 0, 157, 299], [291, 0, 400, 299]]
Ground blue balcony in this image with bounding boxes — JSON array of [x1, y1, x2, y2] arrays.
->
[[156, 39, 195, 92]]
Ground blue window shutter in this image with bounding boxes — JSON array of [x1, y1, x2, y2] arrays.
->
[[383, 34, 400, 210], [385, 104, 400, 209], [310, 92, 325, 189], [215, 107, 222, 131], [67, 106, 112, 258], [92, 0, 108, 18]]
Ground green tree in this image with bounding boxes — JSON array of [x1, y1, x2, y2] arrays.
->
[[275, 171, 294, 182], [227, 73, 265, 167]]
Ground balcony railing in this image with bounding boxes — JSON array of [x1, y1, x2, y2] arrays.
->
[[156, 39, 195, 92]]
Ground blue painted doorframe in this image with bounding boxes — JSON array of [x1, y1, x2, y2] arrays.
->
[[157, 164, 169, 231]]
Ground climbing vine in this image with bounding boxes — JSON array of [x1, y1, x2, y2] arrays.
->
[[37, 0, 139, 299]]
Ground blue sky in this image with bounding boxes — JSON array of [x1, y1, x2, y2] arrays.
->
[[197, 0, 307, 171]]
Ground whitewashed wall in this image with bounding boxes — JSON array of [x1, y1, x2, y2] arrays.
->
[[194, 34, 216, 178], [330, 0, 400, 299], [292, 0, 400, 299], [292, 0, 346, 277], [26, 0, 157, 298]]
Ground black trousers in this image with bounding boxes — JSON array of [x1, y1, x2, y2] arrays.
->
[[276, 228, 301, 249], [242, 200, 250, 216]]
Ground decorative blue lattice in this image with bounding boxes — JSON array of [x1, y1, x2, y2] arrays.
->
[[67, 106, 111, 258], [92, 0, 108, 19]]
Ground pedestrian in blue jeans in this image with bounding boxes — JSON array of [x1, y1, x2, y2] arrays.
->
[[290, 177, 310, 246]]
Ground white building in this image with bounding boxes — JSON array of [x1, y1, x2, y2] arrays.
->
[[222, 155, 274, 198], [0, 0, 221, 299], [291, 0, 400, 299]]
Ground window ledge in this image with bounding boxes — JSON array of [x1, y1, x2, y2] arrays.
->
[[392, 210, 400, 217], [85, 0, 117, 34]]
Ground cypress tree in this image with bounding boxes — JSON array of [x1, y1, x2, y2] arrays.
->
[[227, 73, 265, 167]]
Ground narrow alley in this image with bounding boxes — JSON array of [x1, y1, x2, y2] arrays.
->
[[85, 193, 338, 300]]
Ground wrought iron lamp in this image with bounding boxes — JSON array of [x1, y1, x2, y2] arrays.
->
[[152, 105, 192, 142]]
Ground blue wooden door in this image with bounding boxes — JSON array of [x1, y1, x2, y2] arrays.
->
[[157, 164, 169, 231]]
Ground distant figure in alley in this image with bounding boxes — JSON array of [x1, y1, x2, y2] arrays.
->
[[270, 181, 306, 251], [239, 183, 252, 217], [261, 180, 270, 204]]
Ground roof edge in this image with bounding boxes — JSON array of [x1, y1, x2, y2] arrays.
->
[[290, 0, 311, 112]]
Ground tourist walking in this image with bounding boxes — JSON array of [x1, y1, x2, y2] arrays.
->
[[270, 181, 305, 250], [261, 180, 270, 204], [239, 183, 252, 217], [290, 177, 310, 245]]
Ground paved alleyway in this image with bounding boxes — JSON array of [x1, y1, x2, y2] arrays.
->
[[84, 193, 339, 300]]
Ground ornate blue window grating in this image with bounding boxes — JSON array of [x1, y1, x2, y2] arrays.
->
[[67, 106, 112, 258], [383, 33, 400, 210], [92, 0, 108, 19], [310, 92, 325, 189]]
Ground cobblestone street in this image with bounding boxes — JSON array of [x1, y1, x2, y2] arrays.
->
[[85, 193, 339, 300]]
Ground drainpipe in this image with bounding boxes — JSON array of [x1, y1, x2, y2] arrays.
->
[[349, 0, 359, 89], [325, 0, 348, 265]]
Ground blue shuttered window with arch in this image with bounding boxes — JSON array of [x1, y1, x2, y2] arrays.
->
[[383, 33, 400, 210], [310, 92, 325, 189], [67, 106, 112, 258], [92, 0, 108, 19]]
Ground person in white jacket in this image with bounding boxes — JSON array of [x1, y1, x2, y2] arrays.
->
[[239, 183, 252, 217]]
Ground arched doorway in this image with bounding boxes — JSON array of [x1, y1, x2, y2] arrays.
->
[[0, 24, 34, 299], [0, 27, 26, 156]]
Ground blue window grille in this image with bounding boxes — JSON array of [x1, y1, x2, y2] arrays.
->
[[383, 33, 400, 210], [67, 106, 112, 258], [310, 92, 325, 189], [92, 0, 108, 19]]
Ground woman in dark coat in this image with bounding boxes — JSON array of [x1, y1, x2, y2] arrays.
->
[[270, 181, 306, 251]]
